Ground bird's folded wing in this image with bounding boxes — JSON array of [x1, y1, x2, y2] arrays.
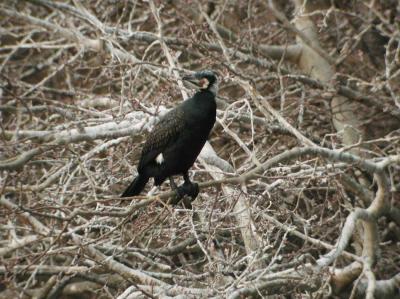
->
[[139, 108, 185, 168]]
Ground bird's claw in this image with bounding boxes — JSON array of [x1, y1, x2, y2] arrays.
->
[[169, 186, 185, 205], [175, 186, 186, 199], [171, 182, 199, 205], [181, 181, 199, 199]]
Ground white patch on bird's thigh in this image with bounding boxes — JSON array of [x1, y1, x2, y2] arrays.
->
[[156, 153, 164, 164]]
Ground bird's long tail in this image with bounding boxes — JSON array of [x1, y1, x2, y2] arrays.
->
[[121, 174, 149, 197]]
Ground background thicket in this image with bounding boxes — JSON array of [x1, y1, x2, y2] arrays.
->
[[0, 0, 399, 298]]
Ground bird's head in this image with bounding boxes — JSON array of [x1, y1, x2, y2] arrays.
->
[[182, 70, 218, 95]]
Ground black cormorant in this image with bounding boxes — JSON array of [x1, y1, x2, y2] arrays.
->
[[121, 70, 218, 201]]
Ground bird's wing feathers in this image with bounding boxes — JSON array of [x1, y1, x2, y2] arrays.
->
[[139, 107, 185, 168]]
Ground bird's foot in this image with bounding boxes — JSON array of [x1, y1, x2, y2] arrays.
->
[[184, 182, 199, 199], [177, 186, 187, 199], [170, 182, 199, 206], [169, 186, 185, 205], [180, 182, 198, 209]]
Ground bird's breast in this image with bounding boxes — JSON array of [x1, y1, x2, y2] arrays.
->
[[185, 99, 216, 122], [180, 94, 216, 142], [185, 112, 215, 134]]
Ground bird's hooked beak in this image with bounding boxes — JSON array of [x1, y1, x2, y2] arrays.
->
[[182, 74, 209, 89]]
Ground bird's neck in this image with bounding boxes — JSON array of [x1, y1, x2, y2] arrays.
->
[[186, 90, 216, 116], [207, 83, 218, 96], [193, 89, 216, 100]]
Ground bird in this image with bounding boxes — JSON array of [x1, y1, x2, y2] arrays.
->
[[121, 70, 218, 202]]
